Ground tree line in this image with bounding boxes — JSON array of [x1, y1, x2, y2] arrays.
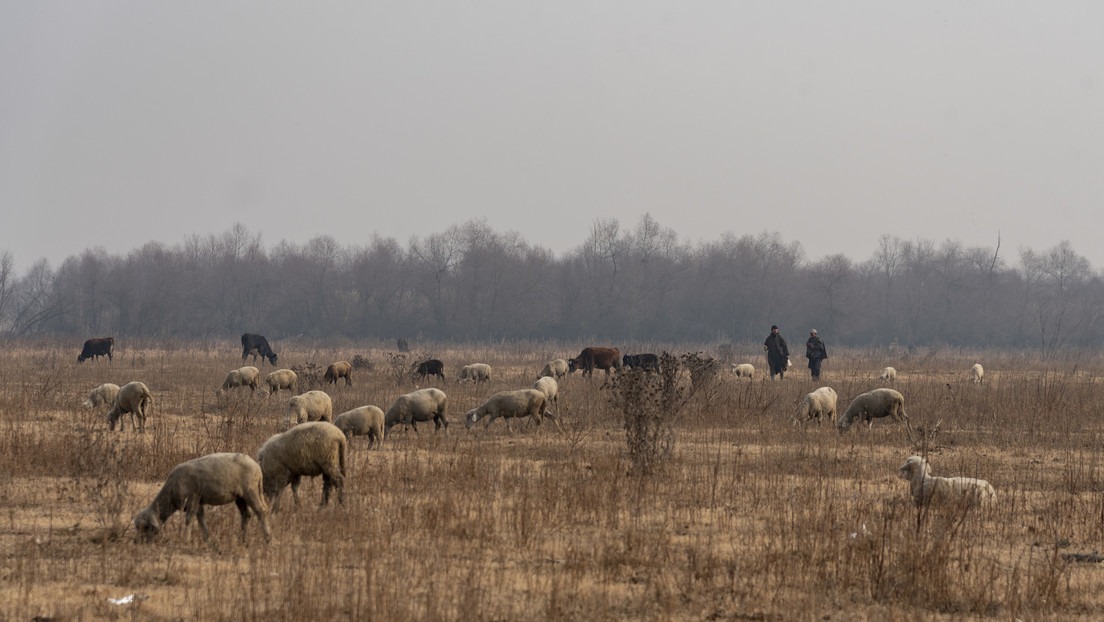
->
[[1, 217, 1101, 353]]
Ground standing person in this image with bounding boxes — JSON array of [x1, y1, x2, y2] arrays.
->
[[805, 329, 827, 380], [763, 325, 790, 380]]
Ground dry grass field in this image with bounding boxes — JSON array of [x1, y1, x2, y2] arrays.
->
[[3, 338, 1104, 620]]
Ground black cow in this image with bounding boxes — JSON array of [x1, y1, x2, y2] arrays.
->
[[241, 333, 278, 366], [568, 347, 622, 377], [77, 337, 114, 363], [413, 359, 445, 380], [622, 353, 661, 373]]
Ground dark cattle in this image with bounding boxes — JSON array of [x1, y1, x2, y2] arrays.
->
[[568, 347, 623, 377], [241, 333, 278, 366], [77, 337, 114, 363], [413, 359, 445, 380], [622, 353, 661, 373]]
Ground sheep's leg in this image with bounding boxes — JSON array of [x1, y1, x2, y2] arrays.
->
[[235, 498, 251, 543], [545, 411, 563, 433], [290, 476, 302, 506], [195, 505, 212, 543], [322, 472, 344, 506], [252, 502, 272, 543]]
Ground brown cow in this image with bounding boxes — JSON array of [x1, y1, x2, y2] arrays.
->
[[568, 347, 623, 377], [324, 361, 353, 386]]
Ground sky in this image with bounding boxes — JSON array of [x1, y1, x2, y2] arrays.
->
[[2, 2, 1102, 272]]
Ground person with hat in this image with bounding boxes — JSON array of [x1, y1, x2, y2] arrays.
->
[[763, 325, 790, 380], [805, 329, 827, 380]]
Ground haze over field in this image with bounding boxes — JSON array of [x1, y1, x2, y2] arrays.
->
[[2, 3, 1102, 270]]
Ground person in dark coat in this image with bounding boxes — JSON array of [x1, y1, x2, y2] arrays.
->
[[805, 329, 827, 380], [763, 325, 790, 380]]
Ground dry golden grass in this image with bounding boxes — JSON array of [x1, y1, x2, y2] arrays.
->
[[3, 339, 1104, 620]]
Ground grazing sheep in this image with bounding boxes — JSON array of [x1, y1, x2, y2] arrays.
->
[[971, 363, 984, 384], [133, 452, 271, 545], [794, 386, 838, 425], [539, 359, 569, 380], [465, 388, 557, 431], [837, 388, 908, 432], [731, 363, 754, 379], [533, 376, 559, 409], [897, 455, 996, 508], [324, 361, 353, 386], [264, 369, 299, 395], [384, 388, 448, 434], [333, 405, 385, 448], [457, 363, 493, 384], [108, 381, 153, 432], [257, 421, 347, 508], [285, 390, 334, 428], [82, 383, 120, 409], [217, 366, 260, 395], [879, 366, 897, 382]]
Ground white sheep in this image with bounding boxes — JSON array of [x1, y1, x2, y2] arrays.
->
[[879, 366, 897, 382], [333, 405, 385, 448], [897, 455, 996, 508], [384, 387, 449, 434], [533, 376, 559, 409], [465, 388, 557, 431], [264, 369, 299, 395], [257, 421, 347, 508], [133, 452, 271, 544], [82, 383, 120, 409], [217, 366, 260, 395], [836, 388, 908, 432], [324, 361, 353, 386], [971, 363, 984, 384], [794, 386, 838, 425], [285, 390, 333, 428], [457, 363, 493, 383], [731, 363, 754, 379], [539, 359, 569, 380], [108, 381, 153, 432]]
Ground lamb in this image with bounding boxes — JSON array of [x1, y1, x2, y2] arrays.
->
[[133, 452, 271, 544], [217, 366, 260, 395], [465, 388, 557, 431], [384, 388, 449, 434], [333, 405, 385, 448], [897, 455, 996, 508], [264, 369, 298, 395], [539, 359, 569, 380], [257, 421, 347, 508], [107, 381, 153, 432], [285, 390, 333, 428], [794, 386, 838, 425], [457, 363, 492, 383], [971, 363, 984, 384], [533, 376, 559, 409], [324, 361, 353, 386], [879, 366, 897, 382], [836, 388, 908, 432], [731, 363, 754, 379], [82, 383, 120, 409]]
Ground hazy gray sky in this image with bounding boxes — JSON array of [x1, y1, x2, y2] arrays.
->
[[2, 3, 1102, 271]]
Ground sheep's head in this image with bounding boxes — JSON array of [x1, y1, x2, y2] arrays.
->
[[133, 508, 161, 542], [898, 456, 929, 481], [464, 409, 480, 429]]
